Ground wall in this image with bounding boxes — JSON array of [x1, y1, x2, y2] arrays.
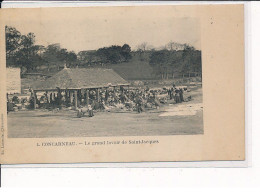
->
[[6, 67, 21, 94]]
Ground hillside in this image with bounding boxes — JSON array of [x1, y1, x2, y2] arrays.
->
[[107, 61, 154, 80], [29, 54, 155, 81]]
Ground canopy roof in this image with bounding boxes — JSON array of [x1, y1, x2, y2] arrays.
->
[[32, 68, 129, 91]]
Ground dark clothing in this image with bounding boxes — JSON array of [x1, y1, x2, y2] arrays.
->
[[169, 89, 173, 99], [105, 90, 109, 102], [88, 110, 94, 117], [136, 97, 143, 113], [174, 91, 181, 103], [137, 104, 143, 113], [180, 89, 184, 102]]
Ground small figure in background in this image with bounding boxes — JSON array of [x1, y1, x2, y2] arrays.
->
[[88, 104, 94, 117]]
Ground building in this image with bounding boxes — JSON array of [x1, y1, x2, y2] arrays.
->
[[6, 67, 21, 94], [31, 67, 129, 109]]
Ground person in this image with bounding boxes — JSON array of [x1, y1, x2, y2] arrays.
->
[[99, 100, 105, 111], [29, 96, 35, 109], [50, 93, 53, 105], [136, 96, 143, 113], [145, 86, 149, 92], [167, 89, 171, 96], [77, 108, 83, 118], [180, 88, 184, 102], [105, 89, 109, 102], [137, 99, 142, 113], [88, 104, 94, 117], [56, 87, 63, 108], [120, 86, 124, 93], [174, 89, 180, 103], [153, 96, 160, 109], [120, 93, 126, 104], [169, 88, 174, 100]]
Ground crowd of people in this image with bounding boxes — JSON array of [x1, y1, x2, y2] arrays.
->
[[7, 83, 191, 116]]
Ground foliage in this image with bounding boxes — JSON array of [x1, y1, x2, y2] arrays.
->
[[5, 26, 77, 72], [5, 26, 21, 59], [149, 45, 201, 78], [5, 26, 201, 79]]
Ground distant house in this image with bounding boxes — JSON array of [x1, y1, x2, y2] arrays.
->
[[6, 67, 21, 94]]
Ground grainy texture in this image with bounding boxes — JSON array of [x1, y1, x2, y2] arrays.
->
[[0, 5, 245, 164]]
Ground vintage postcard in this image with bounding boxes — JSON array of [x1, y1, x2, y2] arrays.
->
[[0, 4, 245, 164]]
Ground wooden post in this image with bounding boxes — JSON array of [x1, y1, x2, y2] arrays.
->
[[70, 90, 73, 104], [65, 90, 68, 103], [50, 93, 53, 103], [74, 90, 78, 109], [46, 91, 49, 104], [86, 89, 89, 105], [105, 88, 108, 103], [33, 91, 37, 109], [128, 85, 130, 99], [113, 86, 116, 98], [96, 88, 100, 102]]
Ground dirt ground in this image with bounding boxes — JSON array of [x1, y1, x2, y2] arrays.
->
[[7, 87, 203, 138]]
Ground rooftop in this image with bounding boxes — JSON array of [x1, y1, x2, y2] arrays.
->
[[32, 68, 129, 91]]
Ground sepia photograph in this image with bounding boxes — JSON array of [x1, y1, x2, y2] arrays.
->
[[5, 11, 203, 138], [0, 5, 245, 164]]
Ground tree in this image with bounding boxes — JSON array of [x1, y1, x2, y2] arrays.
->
[[166, 41, 185, 51], [5, 26, 46, 72], [182, 44, 195, 73], [136, 42, 147, 61], [77, 51, 99, 66], [136, 42, 154, 61], [121, 44, 132, 62], [78, 51, 88, 66], [5, 26, 80, 72], [107, 46, 124, 64], [5, 26, 21, 66], [66, 51, 77, 67], [14, 32, 44, 71], [149, 44, 201, 79], [42, 44, 61, 71], [166, 41, 174, 51], [149, 50, 170, 79], [137, 42, 148, 52], [96, 45, 130, 64], [56, 48, 77, 68], [57, 48, 71, 69]]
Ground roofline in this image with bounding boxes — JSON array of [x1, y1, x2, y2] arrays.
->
[[33, 83, 130, 91]]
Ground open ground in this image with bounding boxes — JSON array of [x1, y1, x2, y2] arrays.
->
[[7, 86, 203, 138]]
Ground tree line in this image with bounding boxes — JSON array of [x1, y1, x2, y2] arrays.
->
[[78, 44, 132, 66], [149, 45, 202, 79], [5, 26, 201, 78], [5, 26, 133, 72], [6, 26, 78, 72]]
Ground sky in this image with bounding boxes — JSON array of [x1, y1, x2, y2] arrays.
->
[[5, 7, 201, 52]]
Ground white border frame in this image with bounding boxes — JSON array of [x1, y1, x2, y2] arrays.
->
[[0, 1, 251, 168]]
